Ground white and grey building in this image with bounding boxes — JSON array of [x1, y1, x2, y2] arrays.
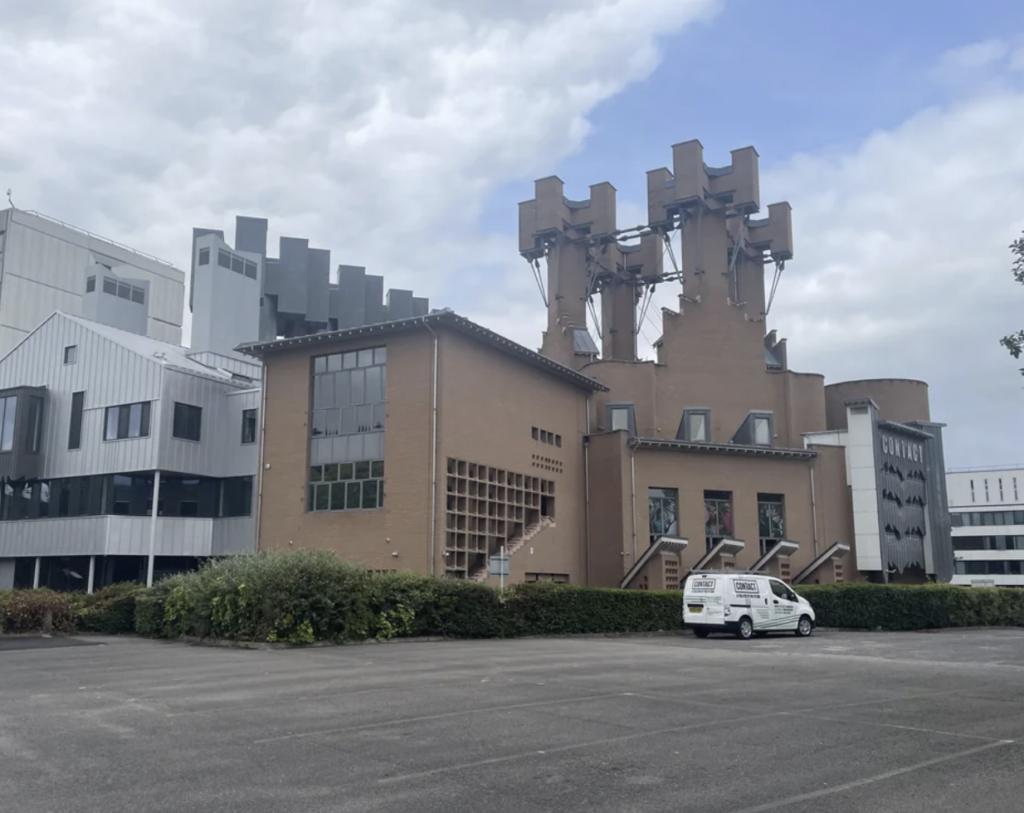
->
[[947, 467, 1024, 587], [0, 208, 185, 356], [0, 207, 429, 591], [0, 306, 260, 592]]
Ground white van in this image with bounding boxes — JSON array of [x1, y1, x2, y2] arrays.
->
[[682, 572, 815, 640]]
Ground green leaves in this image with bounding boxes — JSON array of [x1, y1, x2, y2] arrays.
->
[[130, 552, 683, 643], [795, 583, 1024, 630]]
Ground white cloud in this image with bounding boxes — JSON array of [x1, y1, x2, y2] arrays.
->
[[764, 82, 1024, 467], [0, 0, 719, 315]]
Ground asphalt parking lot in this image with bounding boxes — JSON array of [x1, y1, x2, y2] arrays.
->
[[2, 630, 1024, 812]]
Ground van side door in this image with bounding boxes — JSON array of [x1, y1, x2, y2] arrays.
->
[[730, 577, 768, 629], [767, 579, 801, 630]]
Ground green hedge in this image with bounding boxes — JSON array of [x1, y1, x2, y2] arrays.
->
[[77, 583, 145, 634], [129, 551, 683, 643], [796, 583, 1024, 630], [0, 589, 77, 633]]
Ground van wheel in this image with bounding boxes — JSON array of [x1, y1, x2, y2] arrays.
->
[[796, 616, 813, 637], [736, 617, 754, 640], [693, 628, 710, 639]]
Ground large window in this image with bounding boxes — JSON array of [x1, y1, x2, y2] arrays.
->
[[953, 510, 1024, 527], [704, 490, 733, 552], [648, 487, 679, 546], [309, 461, 384, 512], [241, 408, 258, 444], [173, 402, 202, 442], [757, 493, 785, 556], [105, 402, 151, 441], [955, 560, 1024, 576], [309, 347, 386, 512], [68, 391, 85, 450], [953, 535, 1024, 551], [0, 395, 17, 452]]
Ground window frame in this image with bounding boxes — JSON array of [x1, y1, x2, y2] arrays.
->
[[68, 391, 85, 450], [0, 395, 17, 453], [752, 413, 773, 446], [172, 402, 203, 443], [606, 402, 636, 436], [63, 345, 78, 365], [679, 408, 710, 442], [648, 486, 679, 546], [103, 401, 152, 441], [703, 489, 733, 552], [241, 408, 258, 445], [198, 247, 210, 266], [757, 493, 786, 556]]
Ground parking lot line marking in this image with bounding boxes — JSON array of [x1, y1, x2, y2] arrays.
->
[[726, 740, 1012, 813], [787, 712, 1018, 743], [377, 710, 785, 785], [798, 688, 965, 714], [253, 692, 630, 744]]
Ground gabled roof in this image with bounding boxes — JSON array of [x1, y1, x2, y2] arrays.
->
[[40, 313, 245, 385], [237, 310, 608, 392]]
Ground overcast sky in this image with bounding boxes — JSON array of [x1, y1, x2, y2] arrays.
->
[[2, 0, 1024, 469]]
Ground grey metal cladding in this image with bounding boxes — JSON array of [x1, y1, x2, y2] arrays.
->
[[277, 237, 310, 315], [337, 265, 367, 328], [572, 327, 599, 355], [234, 216, 268, 257], [157, 370, 259, 479], [0, 314, 163, 478], [306, 248, 331, 325], [262, 258, 284, 297], [386, 289, 414, 320], [731, 413, 754, 445], [189, 228, 224, 312], [0, 558, 13, 589], [364, 275, 385, 324], [412, 297, 429, 317], [911, 421, 955, 582]]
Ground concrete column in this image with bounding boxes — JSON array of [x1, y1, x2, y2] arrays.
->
[[32, 556, 41, 589], [147, 470, 161, 588], [87, 555, 96, 595]]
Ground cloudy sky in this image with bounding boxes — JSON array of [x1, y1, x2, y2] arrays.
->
[[2, 0, 1024, 468]]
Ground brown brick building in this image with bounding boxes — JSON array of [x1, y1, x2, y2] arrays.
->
[[243, 139, 953, 588]]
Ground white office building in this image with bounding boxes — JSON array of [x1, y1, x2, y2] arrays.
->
[[0, 208, 185, 357], [947, 467, 1024, 587]]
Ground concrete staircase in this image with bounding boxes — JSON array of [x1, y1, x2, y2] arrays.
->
[[469, 517, 555, 582]]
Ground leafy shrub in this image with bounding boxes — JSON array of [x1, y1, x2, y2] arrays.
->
[[0, 589, 76, 633], [503, 583, 682, 636], [77, 582, 144, 634], [131, 552, 684, 643], [796, 583, 1024, 630], [134, 578, 177, 638]]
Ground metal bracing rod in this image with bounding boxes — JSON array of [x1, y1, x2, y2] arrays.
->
[[530, 258, 549, 308], [770, 258, 782, 315], [728, 215, 747, 279], [636, 286, 655, 337], [587, 297, 603, 339], [663, 231, 681, 276]]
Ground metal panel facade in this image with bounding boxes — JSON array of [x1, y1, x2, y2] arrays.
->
[[0, 210, 184, 354], [0, 516, 223, 557], [0, 313, 163, 477], [157, 371, 259, 478]]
